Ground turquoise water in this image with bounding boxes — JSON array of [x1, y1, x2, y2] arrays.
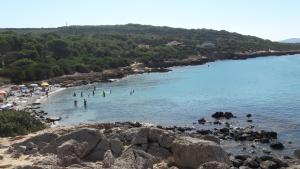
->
[[41, 54, 300, 150]]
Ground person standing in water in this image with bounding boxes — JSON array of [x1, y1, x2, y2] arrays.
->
[[73, 92, 76, 97], [81, 91, 83, 97], [93, 86, 96, 91], [102, 91, 106, 97], [92, 90, 95, 96], [74, 100, 78, 107], [83, 99, 87, 108]]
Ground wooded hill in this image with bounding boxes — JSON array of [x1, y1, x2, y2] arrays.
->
[[0, 24, 299, 83]]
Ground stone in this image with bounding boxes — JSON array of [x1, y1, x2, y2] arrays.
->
[[246, 114, 252, 118], [231, 158, 243, 167], [110, 138, 124, 157], [15, 145, 26, 154], [85, 137, 110, 161], [14, 133, 59, 150], [103, 150, 115, 168], [294, 149, 300, 159], [131, 127, 149, 145], [111, 149, 156, 169], [172, 137, 231, 168], [270, 142, 284, 150], [260, 160, 279, 169], [25, 142, 36, 150], [41, 128, 103, 154], [198, 118, 206, 124], [147, 143, 171, 159], [57, 139, 89, 159], [198, 161, 230, 169], [243, 158, 259, 168], [201, 135, 220, 144]]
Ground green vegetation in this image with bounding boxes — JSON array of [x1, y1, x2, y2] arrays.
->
[[0, 110, 46, 137], [0, 24, 299, 83]]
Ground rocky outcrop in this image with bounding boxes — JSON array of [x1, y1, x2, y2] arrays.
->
[[172, 137, 231, 168]]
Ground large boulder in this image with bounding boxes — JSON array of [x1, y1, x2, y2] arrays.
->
[[103, 150, 115, 168], [14, 132, 60, 150], [40, 128, 103, 154], [85, 137, 110, 161], [110, 138, 124, 157], [172, 137, 231, 169], [294, 149, 300, 159], [148, 128, 175, 148], [111, 148, 156, 169], [131, 127, 149, 145], [198, 161, 230, 169]]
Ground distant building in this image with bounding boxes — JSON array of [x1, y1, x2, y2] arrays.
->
[[166, 41, 183, 47]]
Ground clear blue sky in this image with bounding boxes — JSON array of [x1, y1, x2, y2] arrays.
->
[[1, 0, 299, 41]]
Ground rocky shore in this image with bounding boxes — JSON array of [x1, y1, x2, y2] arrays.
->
[[0, 121, 300, 169]]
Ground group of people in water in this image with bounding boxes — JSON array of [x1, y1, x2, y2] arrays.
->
[[73, 85, 134, 108]]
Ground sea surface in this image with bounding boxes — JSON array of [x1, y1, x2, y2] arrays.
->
[[41, 54, 300, 153]]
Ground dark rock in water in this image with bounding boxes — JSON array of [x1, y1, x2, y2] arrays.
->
[[270, 142, 284, 150], [235, 155, 251, 161], [198, 118, 206, 124], [246, 114, 252, 118], [219, 128, 230, 134], [231, 158, 243, 167], [246, 119, 253, 123], [212, 112, 235, 119], [197, 129, 212, 135], [213, 120, 221, 125]]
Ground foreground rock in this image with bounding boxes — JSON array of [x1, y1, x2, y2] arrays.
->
[[7, 123, 233, 169]]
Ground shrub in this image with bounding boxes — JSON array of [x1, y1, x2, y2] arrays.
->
[[0, 110, 46, 137]]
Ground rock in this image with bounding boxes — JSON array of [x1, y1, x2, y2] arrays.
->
[[197, 129, 212, 135], [111, 149, 156, 169], [294, 149, 300, 159], [172, 137, 231, 168], [239, 166, 251, 169], [110, 138, 124, 157], [25, 142, 36, 150], [246, 114, 252, 118], [148, 128, 175, 149], [147, 142, 171, 159], [231, 158, 243, 167], [220, 128, 230, 133], [201, 135, 220, 144], [198, 118, 206, 124], [131, 127, 149, 145], [243, 158, 259, 168], [15, 145, 26, 154], [246, 120, 253, 123], [212, 112, 235, 119], [260, 160, 279, 169], [41, 128, 103, 154], [85, 137, 110, 161], [198, 161, 230, 169], [15, 132, 59, 150], [270, 142, 284, 150], [103, 150, 115, 168], [57, 139, 89, 159]]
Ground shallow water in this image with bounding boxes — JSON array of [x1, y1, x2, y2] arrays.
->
[[41, 54, 300, 153]]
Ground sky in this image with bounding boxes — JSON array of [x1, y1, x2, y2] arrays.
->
[[1, 0, 299, 41]]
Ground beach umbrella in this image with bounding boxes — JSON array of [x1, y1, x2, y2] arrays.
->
[[0, 90, 7, 97], [30, 84, 39, 87], [41, 82, 49, 87]]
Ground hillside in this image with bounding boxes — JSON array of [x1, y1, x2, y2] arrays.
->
[[281, 38, 300, 43], [0, 24, 300, 83]]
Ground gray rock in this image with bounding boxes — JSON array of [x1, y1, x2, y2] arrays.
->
[[25, 142, 36, 150], [147, 143, 171, 159], [131, 127, 149, 145], [201, 135, 220, 144], [57, 139, 89, 159], [198, 161, 230, 169], [149, 128, 175, 148], [85, 137, 110, 161], [14, 133, 59, 150], [103, 150, 115, 168], [260, 160, 278, 169], [111, 149, 156, 169], [40, 128, 103, 154], [243, 158, 259, 168], [172, 137, 231, 168], [294, 149, 300, 159], [110, 138, 124, 157], [15, 145, 26, 154]]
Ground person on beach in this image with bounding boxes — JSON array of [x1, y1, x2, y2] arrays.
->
[[102, 91, 106, 97], [73, 92, 76, 97], [92, 90, 95, 96], [46, 90, 49, 97], [81, 91, 83, 97], [110, 89, 112, 94], [74, 100, 77, 107], [93, 86, 96, 91], [84, 98, 87, 108]]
